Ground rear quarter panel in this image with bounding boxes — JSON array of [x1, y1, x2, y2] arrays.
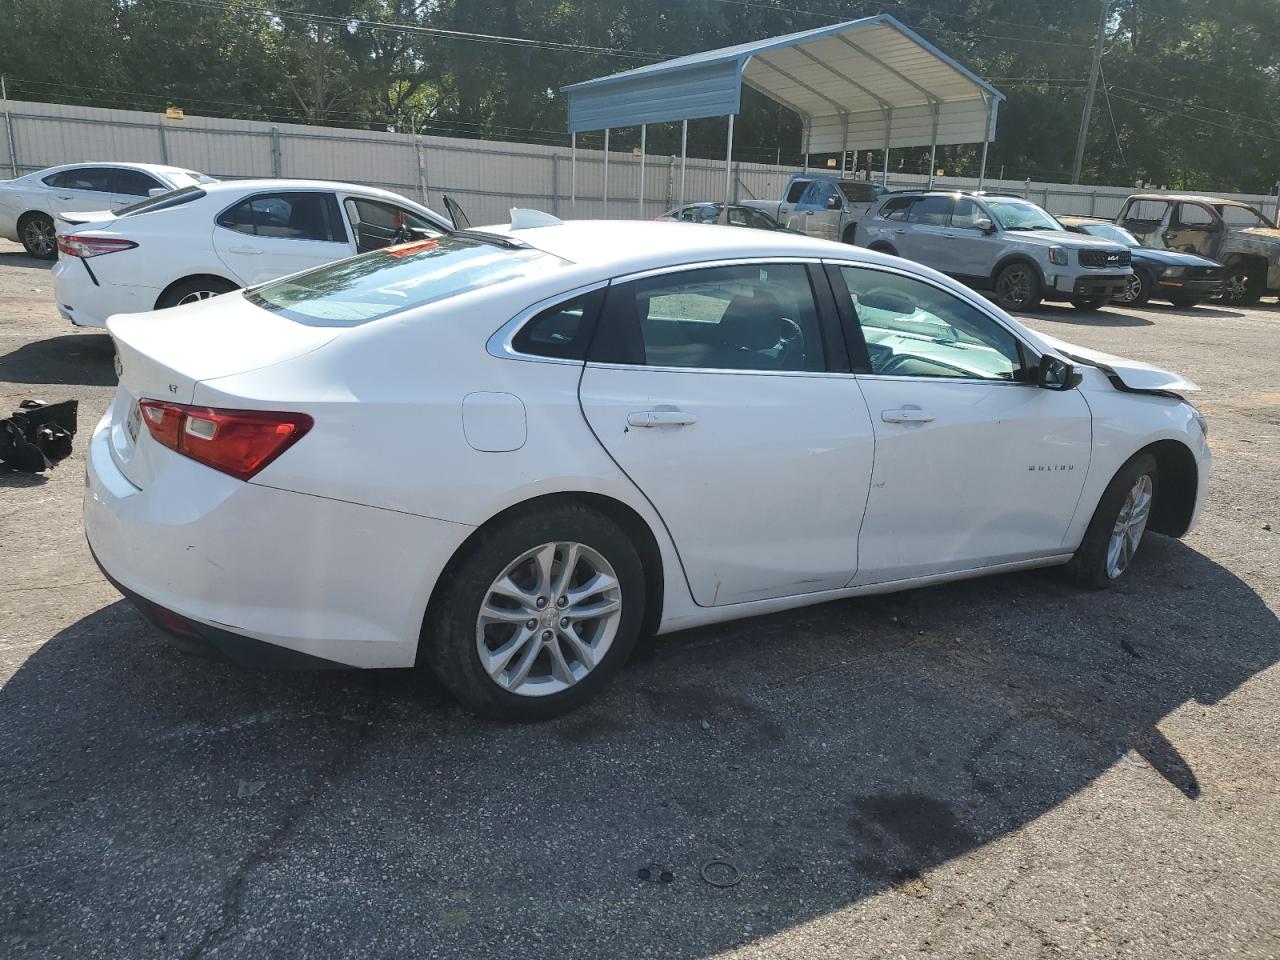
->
[[192, 277, 695, 627]]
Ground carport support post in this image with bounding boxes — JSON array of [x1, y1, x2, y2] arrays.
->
[[927, 102, 939, 189], [638, 124, 646, 218], [881, 108, 892, 187], [678, 120, 687, 209], [977, 96, 993, 191], [603, 128, 610, 216], [570, 132, 576, 214], [724, 113, 735, 207]]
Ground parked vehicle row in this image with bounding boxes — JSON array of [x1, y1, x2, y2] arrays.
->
[[0, 162, 217, 259], [1057, 217, 1222, 307]]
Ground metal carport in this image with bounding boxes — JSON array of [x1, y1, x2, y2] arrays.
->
[[562, 13, 1005, 215]]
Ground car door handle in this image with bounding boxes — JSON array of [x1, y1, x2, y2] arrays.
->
[[627, 410, 698, 428], [56, 194, 75, 200], [227, 245, 263, 255], [881, 409, 934, 424], [893, 228, 907, 235]]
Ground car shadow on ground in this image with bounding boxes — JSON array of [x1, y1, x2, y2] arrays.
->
[[2, 538, 1277, 958], [1018, 303, 1154, 327], [0, 332, 115, 386], [0, 251, 53, 271]]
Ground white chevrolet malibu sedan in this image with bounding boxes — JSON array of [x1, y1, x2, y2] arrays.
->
[[85, 217, 1210, 720]]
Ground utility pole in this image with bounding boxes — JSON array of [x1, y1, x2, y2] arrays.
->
[[1071, 0, 1109, 184]]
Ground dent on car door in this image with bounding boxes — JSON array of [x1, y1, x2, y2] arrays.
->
[[829, 264, 1091, 583], [577, 261, 874, 606]]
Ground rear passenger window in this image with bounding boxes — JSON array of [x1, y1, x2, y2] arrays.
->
[[1175, 203, 1214, 226], [785, 180, 811, 203], [511, 290, 605, 361], [217, 192, 344, 242], [906, 195, 954, 225], [43, 167, 114, 192], [591, 264, 825, 373], [880, 197, 914, 221]]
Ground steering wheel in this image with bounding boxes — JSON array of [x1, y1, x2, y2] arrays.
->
[[776, 316, 805, 367]]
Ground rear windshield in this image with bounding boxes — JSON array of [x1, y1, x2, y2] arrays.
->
[[246, 235, 564, 326], [117, 186, 207, 217]]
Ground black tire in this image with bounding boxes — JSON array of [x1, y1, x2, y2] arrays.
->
[[1070, 297, 1107, 311], [423, 502, 646, 721], [842, 225, 858, 245], [1167, 294, 1204, 308], [1064, 452, 1159, 589], [992, 261, 1043, 312], [1114, 270, 1151, 307], [18, 212, 57, 260], [1221, 257, 1264, 305], [868, 242, 898, 257], [156, 277, 238, 309]]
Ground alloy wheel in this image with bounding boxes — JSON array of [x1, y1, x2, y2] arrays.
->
[[475, 541, 622, 697], [1117, 273, 1142, 304], [997, 268, 1031, 308], [1106, 474, 1153, 579], [22, 218, 56, 258], [176, 290, 220, 305]]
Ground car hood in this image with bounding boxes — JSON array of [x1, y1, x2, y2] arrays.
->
[[1131, 247, 1220, 269], [1235, 226, 1280, 245], [1007, 229, 1122, 250], [1031, 332, 1200, 394]]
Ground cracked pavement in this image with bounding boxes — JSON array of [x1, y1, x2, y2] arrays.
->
[[1, 240, 1278, 958]]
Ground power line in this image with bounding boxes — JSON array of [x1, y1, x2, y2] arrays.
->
[[1108, 93, 1280, 146], [1107, 84, 1280, 132], [150, 0, 664, 60]]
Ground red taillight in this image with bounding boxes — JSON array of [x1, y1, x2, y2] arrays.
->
[[57, 235, 138, 259], [138, 400, 312, 481]]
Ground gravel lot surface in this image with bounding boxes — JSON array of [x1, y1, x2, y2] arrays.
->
[[1, 239, 1277, 959]]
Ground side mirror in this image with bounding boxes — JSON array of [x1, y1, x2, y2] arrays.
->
[[974, 216, 995, 233], [1037, 355, 1082, 391], [826, 195, 842, 210], [147, 187, 168, 197]]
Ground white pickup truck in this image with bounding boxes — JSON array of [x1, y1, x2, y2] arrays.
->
[[743, 173, 888, 244]]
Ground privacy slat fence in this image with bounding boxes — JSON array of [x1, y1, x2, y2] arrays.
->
[[3, 97, 1278, 227]]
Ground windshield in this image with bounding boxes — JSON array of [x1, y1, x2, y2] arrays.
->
[[1081, 223, 1141, 247], [985, 199, 1063, 232], [116, 186, 207, 217], [1216, 204, 1274, 228], [247, 235, 565, 326]]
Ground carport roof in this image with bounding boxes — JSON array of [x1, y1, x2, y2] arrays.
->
[[563, 14, 1004, 153]]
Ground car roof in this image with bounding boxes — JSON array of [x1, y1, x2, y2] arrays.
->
[[194, 178, 433, 210], [482, 219, 868, 272], [1126, 193, 1256, 208]]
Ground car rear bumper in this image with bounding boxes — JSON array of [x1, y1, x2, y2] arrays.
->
[[84, 412, 474, 669], [52, 256, 162, 329]]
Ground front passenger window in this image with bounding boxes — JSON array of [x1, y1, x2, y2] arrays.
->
[[839, 266, 1023, 381]]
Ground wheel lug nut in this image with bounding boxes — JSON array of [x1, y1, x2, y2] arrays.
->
[[556, 596, 568, 608], [536, 597, 547, 609], [526, 619, 537, 629], [560, 618, 569, 628], [541, 630, 553, 641]]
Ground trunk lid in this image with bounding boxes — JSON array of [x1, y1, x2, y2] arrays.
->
[[106, 293, 340, 488]]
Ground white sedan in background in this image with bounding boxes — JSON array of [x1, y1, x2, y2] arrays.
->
[[52, 178, 452, 328], [0, 161, 216, 259], [86, 217, 1210, 721]]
